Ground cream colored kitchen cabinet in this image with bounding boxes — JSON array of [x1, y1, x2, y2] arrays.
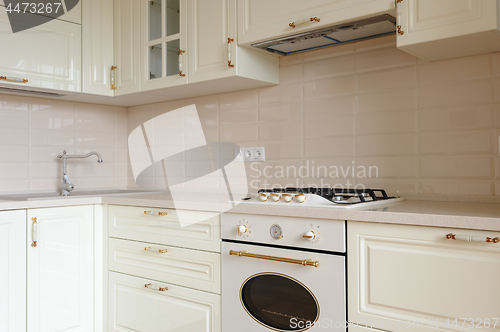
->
[[397, 0, 500, 61], [187, 0, 278, 85], [108, 205, 221, 252], [348, 221, 500, 332], [82, 0, 114, 96], [0, 210, 26, 332], [27, 206, 94, 332], [109, 272, 221, 332], [114, 0, 142, 95], [0, 9, 81, 93], [141, 0, 188, 91], [237, 0, 395, 47], [109, 238, 221, 294]]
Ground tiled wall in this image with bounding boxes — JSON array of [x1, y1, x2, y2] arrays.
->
[[0, 95, 128, 193], [128, 35, 500, 196]]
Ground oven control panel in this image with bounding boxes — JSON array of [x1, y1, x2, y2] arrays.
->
[[222, 213, 345, 253]]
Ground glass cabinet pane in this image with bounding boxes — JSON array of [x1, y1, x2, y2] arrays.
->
[[149, 44, 162, 80], [166, 39, 180, 76], [148, 0, 162, 41], [166, 0, 180, 36]]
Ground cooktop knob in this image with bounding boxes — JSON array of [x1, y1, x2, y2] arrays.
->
[[282, 194, 293, 203], [237, 225, 247, 236], [295, 193, 306, 203], [270, 193, 281, 202], [303, 231, 316, 240]]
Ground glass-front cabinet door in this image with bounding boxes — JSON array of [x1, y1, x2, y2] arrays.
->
[[142, 0, 187, 91]]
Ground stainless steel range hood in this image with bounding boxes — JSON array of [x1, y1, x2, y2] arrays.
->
[[252, 14, 396, 56]]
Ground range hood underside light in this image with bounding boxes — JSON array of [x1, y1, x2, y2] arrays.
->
[[252, 14, 396, 56]]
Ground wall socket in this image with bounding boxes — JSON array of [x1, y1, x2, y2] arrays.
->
[[234, 147, 265, 161]]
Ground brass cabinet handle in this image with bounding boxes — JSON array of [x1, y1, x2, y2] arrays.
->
[[178, 49, 186, 77], [289, 17, 320, 28], [31, 217, 37, 247], [227, 37, 234, 68], [446, 233, 499, 243], [143, 210, 167, 216], [229, 250, 319, 267], [144, 246, 168, 253], [144, 283, 168, 291], [0, 76, 28, 83], [396, 0, 404, 35], [110, 65, 117, 90]]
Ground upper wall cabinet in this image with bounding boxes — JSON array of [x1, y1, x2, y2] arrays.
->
[[82, 0, 114, 96], [114, 0, 142, 96], [0, 8, 81, 93], [396, 0, 500, 61], [187, 0, 279, 85], [237, 0, 396, 47], [141, 0, 188, 92]]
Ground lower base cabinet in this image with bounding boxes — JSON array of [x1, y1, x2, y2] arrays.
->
[[108, 272, 221, 332], [27, 206, 94, 332], [0, 210, 26, 332], [348, 221, 500, 332]]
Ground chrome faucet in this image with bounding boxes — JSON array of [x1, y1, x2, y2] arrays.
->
[[57, 150, 103, 196]]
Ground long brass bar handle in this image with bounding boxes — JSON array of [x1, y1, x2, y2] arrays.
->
[[144, 283, 168, 291], [289, 17, 320, 28], [229, 250, 319, 267], [446, 233, 500, 243], [0, 76, 28, 83], [31, 217, 38, 247], [144, 246, 168, 253]]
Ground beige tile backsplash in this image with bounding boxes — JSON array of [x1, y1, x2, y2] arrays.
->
[[1, 35, 500, 196], [0, 95, 127, 193]]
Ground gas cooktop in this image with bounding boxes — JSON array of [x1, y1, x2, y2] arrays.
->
[[239, 187, 403, 208]]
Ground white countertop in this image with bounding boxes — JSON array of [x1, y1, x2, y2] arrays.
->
[[0, 192, 499, 232]]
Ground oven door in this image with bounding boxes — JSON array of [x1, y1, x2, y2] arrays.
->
[[222, 242, 346, 332]]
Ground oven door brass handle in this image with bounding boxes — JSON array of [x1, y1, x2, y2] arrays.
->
[[229, 250, 319, 267], [446, 233, 500, 243]]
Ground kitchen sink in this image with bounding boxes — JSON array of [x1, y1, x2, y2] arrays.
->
[[0, 190, 160, 201]]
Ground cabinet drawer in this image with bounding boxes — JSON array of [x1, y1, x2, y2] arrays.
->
[[108, 271, 221, 332], [348, 222, 500, 332], [109, 238, 220, 294], [108, 205, 221, 252]]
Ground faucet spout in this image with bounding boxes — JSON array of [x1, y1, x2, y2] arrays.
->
[[57, 150, 103, 196]]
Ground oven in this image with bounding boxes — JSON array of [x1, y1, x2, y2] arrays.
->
[[221, 213, 346, 332]]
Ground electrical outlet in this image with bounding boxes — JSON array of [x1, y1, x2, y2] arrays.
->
[[253, 147, 265, 161], [243, 148, 254, 161], [234, 147, 266, 161]]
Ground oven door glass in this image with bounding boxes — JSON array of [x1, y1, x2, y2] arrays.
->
[[240, 273, 319, 331]]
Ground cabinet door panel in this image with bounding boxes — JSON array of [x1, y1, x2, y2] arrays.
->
[[348, 222, 500, 332], [141, 0, 188, 91], [0, 10, 81, 92], [238, 0, 395, 46], [109, 272, 221, 332], [82, 0, 114, 96], [188, 0, 235, 83], [108, 205, 221, 252], [109, 238, 221, 294], [114, 0, 142, 95], [27, 206, 94, 332], [0, 210, 26, 332]]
